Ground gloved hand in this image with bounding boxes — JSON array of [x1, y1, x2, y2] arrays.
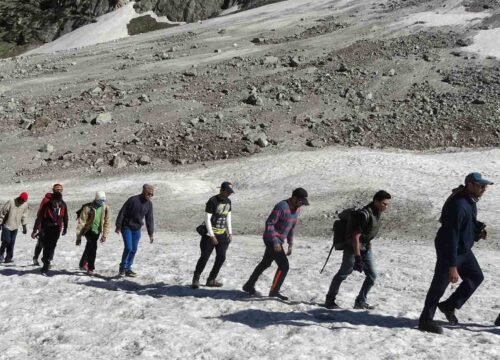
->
[[76, 238, 81, 246], [353, 256, 365, 273], [22, 224, 27, 234]]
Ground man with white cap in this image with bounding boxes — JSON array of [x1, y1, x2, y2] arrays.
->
[[419, 172, 493, 334], [75, 191, 111, 275], [0, 192, 29, 263]]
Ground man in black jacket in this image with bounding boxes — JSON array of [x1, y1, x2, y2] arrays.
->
[[418, 172, 492, 334], [115, 184, 155, 277], [324, 190, 391, 310]]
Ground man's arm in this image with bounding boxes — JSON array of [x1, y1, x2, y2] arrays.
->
[[226, 211, 233, 241], [62, 202, 69, 235], [115, 198, 130, 233], [0, 201, 10, 225], [102, 206, 111, 241], [145, 202, 154, 242], [204, 212, 218, 245]]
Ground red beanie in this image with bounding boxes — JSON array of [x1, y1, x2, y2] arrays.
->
[[19, 192, 28, 201]]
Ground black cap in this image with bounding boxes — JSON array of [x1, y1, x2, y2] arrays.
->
[[292, 187, 309, 206], [220, 181, 234, 194]]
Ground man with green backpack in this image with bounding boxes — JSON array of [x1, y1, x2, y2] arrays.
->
[[324, 190, 391, 310]]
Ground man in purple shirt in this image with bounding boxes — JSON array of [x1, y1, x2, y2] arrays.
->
[[242, 188, 309, 300]]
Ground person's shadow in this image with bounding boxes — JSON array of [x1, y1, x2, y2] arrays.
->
[[0, 267, 80, 277], [211, 308, 416, 330], [80, 279, 249, 300]]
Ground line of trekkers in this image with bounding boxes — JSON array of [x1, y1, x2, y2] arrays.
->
[[0, 173, 497, 333]]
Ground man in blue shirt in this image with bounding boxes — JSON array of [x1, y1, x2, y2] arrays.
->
[[419, 172, 492, 334], [115, 184, 155, 277]]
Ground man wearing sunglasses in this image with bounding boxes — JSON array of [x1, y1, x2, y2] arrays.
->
[[419, 172, 493, 334], [115, 184, 155, 277]]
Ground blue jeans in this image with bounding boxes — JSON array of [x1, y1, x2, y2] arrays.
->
[[120, 227, 142, 271], [0, 229, 18, 261], [326, 248, 377, 303]]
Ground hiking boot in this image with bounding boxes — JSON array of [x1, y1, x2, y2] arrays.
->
[[495, 314, 500, 326], [418, 319, 443, 334], [354, 299, 375, 310], [79, 262, 88, 271], [125, 270, 137, 277], [119, 265, 125, 276], [87, 270, 94, 276], [191, 274, 200, 289], [269, 291, 288, 300], [33, 258, 40, 266], [438, 302, 458, 325], [324, 297, 340, 309], [206, 279, 223, 287], [40, 268, 49, 276], [242, 282, 258, 295], [4, 259, 13, 264]]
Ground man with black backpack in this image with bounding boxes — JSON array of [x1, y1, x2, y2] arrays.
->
[[324, 190, 391, 310]]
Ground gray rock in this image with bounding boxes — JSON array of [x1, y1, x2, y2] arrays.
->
[[251, 37, 267, 44], [40, 144, 55, 153], [256, 136, 269, 148], [92, 112, 112, 125], [111, 155, 127, 169], [246, 93, 263, 106], [263, 56, 279, 64], [218, 131, 232, 139], [290, 95, 301, 103], [139, 94, 150, 103], [289, 57, 301, 67], [138, 155, 152, 165], [306, 139, 323, 148], [183, 70, 197, 77]]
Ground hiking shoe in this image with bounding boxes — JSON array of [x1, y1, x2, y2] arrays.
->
[[324, 297, 340, 309], [125, 270, 137, 277], [191, 274, 200, 289], [418, 319, 443, 334], [242, 283, 258, 295], [438, 302, 458, 325], [354, 300, 375, 310], [80, 262, 88, 271], [40, 269, 49, 276], [206, 279, 223, 287], [33, 258, 40, 266], [495, 314, 500, 326], [119, 265, 125, 276], [87, 270, 94, 276], [4, 259, 13, 264], [269, 291, 289, 300]]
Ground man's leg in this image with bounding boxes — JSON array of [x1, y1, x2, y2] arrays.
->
[[5, 229, 18, 262], [356, 249, 377, 305], [194, 235, 216, 277], [440, 251, 484, 311], [126, 230, 142, 271], [419, 259, 449, 322], [33, 238, 43, 263], [79, 238, 90, 269], [244, 245, 274, 290], [326, 248, 355, 303], [120, 228, 133, 271], [207, 234, 230, 283], [269, 249, 289, 296], [85, 233, 99, 271], [0, 229, 10, 261], [41, 229, 60, 273]]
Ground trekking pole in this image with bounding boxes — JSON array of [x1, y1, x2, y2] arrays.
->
[[320, 242, 335, 274]]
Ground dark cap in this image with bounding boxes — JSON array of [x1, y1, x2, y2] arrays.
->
[[465, 172, 493, 186], [292, 187, 309, 206], [220, 181, 234, 194]]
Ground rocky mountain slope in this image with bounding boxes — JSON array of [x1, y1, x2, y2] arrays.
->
[[0, 0, 499, 184], [0, 0, 282, 57]]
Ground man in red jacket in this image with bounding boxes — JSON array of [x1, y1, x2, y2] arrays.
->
[[31, 183, 65, 265], [32, 191, 68, 275]]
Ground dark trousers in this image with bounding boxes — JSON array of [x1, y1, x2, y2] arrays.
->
[[0, 229, 18, 261], [41, 227, 61, 271], [326, 248, 376, 303], [420, 250, 484, 321], [194, 233, 230, 280], [34, 239, 43, 260], [79, 232, 100, 271], [246, 244, 290, 293]]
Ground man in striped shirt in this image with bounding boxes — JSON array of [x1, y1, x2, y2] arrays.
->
[[243, 188, 309, 300]]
